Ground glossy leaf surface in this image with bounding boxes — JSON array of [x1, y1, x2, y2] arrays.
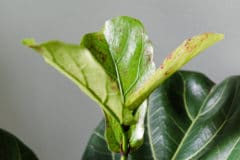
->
[[83, 71, 240, 160], [126, 33, 224, 109], [23, 16, 223, 154], [23, 16, 155, 125], [23, 16, 156, 152], [0, 129, 38, 160]]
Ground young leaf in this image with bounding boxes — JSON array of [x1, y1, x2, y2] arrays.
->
[[23, 16, 155, 125], [126, 33, 224, 110], [23, 16, 155, 152], [22, 40, 122, 121], [128, 100, 148, 151], [22, 40, 126, 151], [80, 16, 156, 124]]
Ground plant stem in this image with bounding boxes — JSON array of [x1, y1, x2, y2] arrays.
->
[[121, 131, 129, 160], [120, 154, 128, 160]]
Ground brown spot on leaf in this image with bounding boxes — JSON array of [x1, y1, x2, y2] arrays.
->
[[111, 82, 119, 91], [166, 54, 173, 60], [165, 69, 173, 76], [115, 47, 121, 54], [160, 64, 164, 69], [145, 54, 153, 63], [205, 33, 209, 38], [32, 46, 44, 53], [186, 38, 192, 42], [99, 52, 107, 62], [200, 33, 211, 42], [96, 34, 104, 41]]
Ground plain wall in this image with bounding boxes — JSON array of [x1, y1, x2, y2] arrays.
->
[[0, 0, 240, 159]]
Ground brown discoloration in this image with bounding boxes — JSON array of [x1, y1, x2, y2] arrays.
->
[[164, 70, 171, 76], [184, 38, 192, 46], [166, 53, 173, 60], [205, 33, 209, 38], [31, 45, 44, 53], [106, 124, 110, 129], [145, 54, 153, 63], [183, 37, 198, 52], [186, 38, 192, 42], [120, 143, 130, 157], [200, 32, 211, 42], [96, 34, 104, 41], [96, 35, 101, 40], [115, 47, 121, 54], [192, 44, 197, 50], [111, 82, 119, 91], [98, 52, 107, 62], [117, 28, 123, 33], [164, 68, 174, 76], [160, 64, 164, 69]]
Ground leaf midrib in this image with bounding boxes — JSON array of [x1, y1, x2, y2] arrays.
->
[[147, 98, 157, 160], [103, 22, 128, 103], [178, 72, 194, 121], [123, 31, 144, 96]]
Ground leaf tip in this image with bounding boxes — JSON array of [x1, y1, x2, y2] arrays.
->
[[203, 32, 224, 43], [22, 38, 36, 47], [213, 33, 224, 41]]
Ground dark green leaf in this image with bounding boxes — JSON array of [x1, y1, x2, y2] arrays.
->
[[145, 71, 214, 160], [0, 129, 38, 160], [83, 71, 240, 160], [172, 75, 240, 160]]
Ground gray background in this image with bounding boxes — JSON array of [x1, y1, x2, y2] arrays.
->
[[0, 0, 239, 159]]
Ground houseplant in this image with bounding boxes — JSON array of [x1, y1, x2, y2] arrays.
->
[[15, 16, 240, 159]]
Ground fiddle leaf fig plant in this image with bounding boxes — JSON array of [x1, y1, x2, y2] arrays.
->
[[22, 16, 229, 160]]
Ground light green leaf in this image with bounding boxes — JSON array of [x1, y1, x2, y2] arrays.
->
[[22, 40, 125, 151], [23, 16, 155, 124], [128, 100, 148, 150], [23, 16, 155, 152], [22, 41, 123, 122], [80, 16, 156, 124], [126, 33, 224, 110]]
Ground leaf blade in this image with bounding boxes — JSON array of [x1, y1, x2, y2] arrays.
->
[[23, 41, 123, 122], [83, 71, 215, 159], [23, 16, 157, 152], [172, 76, 240, 160], [126, 33, 224, 110]]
